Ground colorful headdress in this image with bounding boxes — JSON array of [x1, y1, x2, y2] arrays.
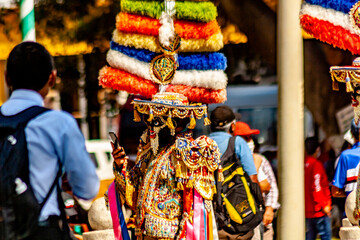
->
[[330, 57, 360, 123], [98, 0, 228, 104], [132, 92, 210, 129], [300, 0, 360, 54]]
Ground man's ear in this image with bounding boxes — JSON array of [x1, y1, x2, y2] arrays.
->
[[229, 122, 235, 134], [48, 70, 57, 88]]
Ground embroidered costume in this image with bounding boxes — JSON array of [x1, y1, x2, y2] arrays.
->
[[100, 0, 228, 239]]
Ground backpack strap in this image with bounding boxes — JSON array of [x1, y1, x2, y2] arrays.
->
[[39, 162, 62, 209], [0, 106, 49, 129], [221, 136, 244, 168]]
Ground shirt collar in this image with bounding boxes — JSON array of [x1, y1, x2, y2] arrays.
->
[[209, 131, 232, 138], [9, 89, 44, 106], [352, 142, 360, 149]]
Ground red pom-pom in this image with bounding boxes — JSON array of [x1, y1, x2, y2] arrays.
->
[[300, 14, 360, 54]]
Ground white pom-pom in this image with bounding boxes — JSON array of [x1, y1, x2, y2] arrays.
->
[[159, 12, 175, 47]]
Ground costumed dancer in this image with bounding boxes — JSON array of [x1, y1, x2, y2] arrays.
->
[[99, 0, 228, 239], [300, 0, 360, 226]]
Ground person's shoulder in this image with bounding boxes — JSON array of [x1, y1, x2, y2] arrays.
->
[[340, 147, 360, 160], [234, 135, 247, 144], [33, 109, 78, 129]]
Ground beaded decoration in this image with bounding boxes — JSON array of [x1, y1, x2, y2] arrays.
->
[[330, 57, 360, 124], [132, 92, 211, 131]]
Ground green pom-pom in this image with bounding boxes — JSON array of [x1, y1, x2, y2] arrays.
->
[[121, 0, 217, 23]]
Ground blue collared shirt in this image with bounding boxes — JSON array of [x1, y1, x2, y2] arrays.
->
[[333, 142, 360, 195], [209, 131, 257, 176], [1, 89, 99, 221]]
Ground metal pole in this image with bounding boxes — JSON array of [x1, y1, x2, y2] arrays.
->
[[20, 0, 36, 41], [277, 0, 305, 239]]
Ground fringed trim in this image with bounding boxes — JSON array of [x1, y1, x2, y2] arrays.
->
[[304, 0, 354, 14], [99, 66, 227, 104], [120, 0, 218, 23], [300, 14, 360, 55], [112, 30, 224, 53], [116, 12, 221, 40], [110, 41, 227, 71], [106, 49, 228, 90]]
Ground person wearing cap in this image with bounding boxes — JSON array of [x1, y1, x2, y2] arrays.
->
[[233, 121, 280, 240], [209, 106, 258, 182], [332, 119, 360, 197]]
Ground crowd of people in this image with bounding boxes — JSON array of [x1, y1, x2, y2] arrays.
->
[[2, 41, 360, 240]]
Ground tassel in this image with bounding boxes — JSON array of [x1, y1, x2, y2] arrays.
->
[[141, 161, 147, 173], [332, 80, 339, 91], [186, 175, 194, 188], [212, 184, 217, 194], [204, 112, 211, 126], [188, 112, 196, 129], [176, 161, 182, 178], [134, 109, 141, 122], [177, 180, 184, 191], [147, 108, 154, 122], [346, 77, 354, 92], [166, 113, 175, 129], [218, 165, 224, 182], [186, 179, 194, 188]]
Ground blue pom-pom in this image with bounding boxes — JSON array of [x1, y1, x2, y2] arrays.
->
[[110, 41, 227, 71], [306, 0, 357, 13]]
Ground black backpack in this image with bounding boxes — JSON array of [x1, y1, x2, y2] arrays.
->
[[0, 106, 62, 240], [214, 136, 264, 235]]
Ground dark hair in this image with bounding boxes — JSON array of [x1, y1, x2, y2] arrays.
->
[[351, 119, 360, 141], [210, 105, 235, 132], [6, 41, 55, 91], [305, 137, 319, 155]]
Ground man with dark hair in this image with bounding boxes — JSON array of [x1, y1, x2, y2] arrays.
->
[[1, 42, 99, 239], [209, 106, 258, 182], [332, 119, 360, 197], [304, 136, 332, 240]]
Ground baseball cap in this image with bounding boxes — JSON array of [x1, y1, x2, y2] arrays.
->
[[210, 106, 235, 129], [233, 121, 260, 136]]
